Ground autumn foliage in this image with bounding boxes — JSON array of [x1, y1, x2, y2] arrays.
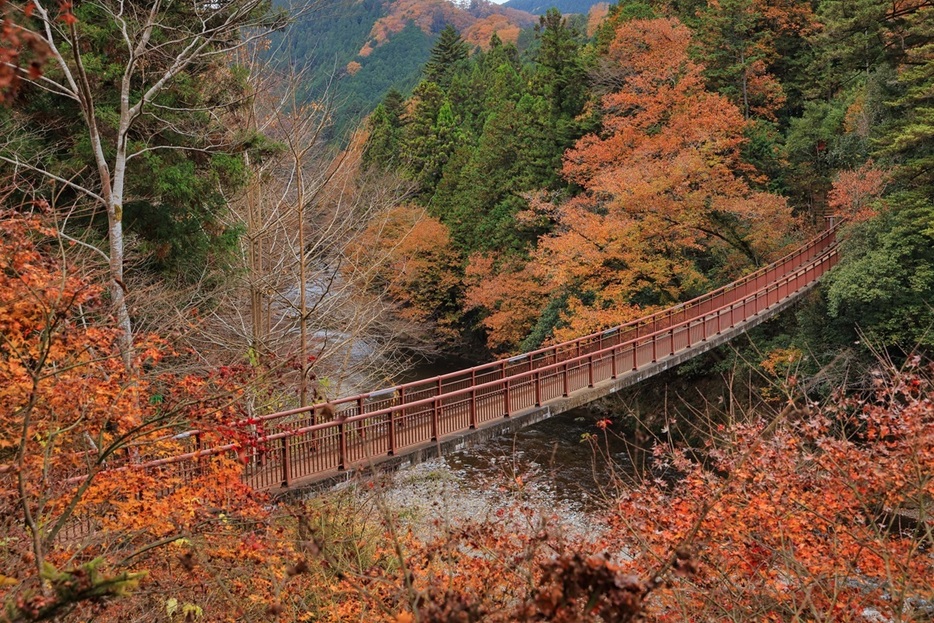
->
[[467, 18, 800, 350], [828, 160, 890, 222], [294, 359, 933, 623], [346, 204, 463, 341], [0, 1, 50, 104], [0, 207, 297, 621]]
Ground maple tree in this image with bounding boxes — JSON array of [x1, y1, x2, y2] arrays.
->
[[597, 360, 934, 621], [827, 160, 889, 223], [346, 203, 464, 343], [465, 255, 551, 352], [0, 203, 297, 621], [466, 17, 798, 350]]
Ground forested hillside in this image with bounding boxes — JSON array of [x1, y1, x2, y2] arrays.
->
[[360, 0, 934, 359], [282, 0, 538, 139], [1, 0, 933, 621]]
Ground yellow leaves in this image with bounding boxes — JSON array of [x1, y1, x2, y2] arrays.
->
[[166, 598, 203, 620], [395, 611, 414, 623]]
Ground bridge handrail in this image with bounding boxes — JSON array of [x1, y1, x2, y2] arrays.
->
[[92, 241, 838, 479], [242, 224, 839, 424], [242, 247, 839, 430], [124, 225, 838, 450]]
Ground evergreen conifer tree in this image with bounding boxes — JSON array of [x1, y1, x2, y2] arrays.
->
[[424, 25, 470, 88]]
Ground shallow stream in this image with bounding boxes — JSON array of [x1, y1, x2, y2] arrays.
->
[[377, 354, 653, 528]]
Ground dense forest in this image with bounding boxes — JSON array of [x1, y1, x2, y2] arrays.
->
[[359, 0, 934, 361], [1, 0, 933, 621], [504, 0, 609, 14]]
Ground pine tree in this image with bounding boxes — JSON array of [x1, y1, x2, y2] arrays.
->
[[400, 82, 463, 192], [423, 25, 470, 89], [533, 9, 588, 129], [363, 89, 406, 169]]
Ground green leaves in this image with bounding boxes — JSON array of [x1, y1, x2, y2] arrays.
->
[[826, 197, 934, 347], [3, 559, 147, 622]]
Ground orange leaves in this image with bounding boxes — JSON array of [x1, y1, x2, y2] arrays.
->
[[0, 1, 51, 104], [600, 363, 934, 621], [465, 254, 549, 352], [828, 160, 890, 222], [1, 210, 286, 621], [347, 204, 463, 340], [463, 15, 521, 48], [520, 18, 797, 343]]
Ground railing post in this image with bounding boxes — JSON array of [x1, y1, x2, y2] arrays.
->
[[431, 397, 439, 440], [632, 345, 637, 370], [652, 337, 657, 362], [193, 433, 203, 478], [563, 362, 570, 397], [534, 370, 541, 406], [388, 408, 396, 456], [611, 348, 618, 379], [338, 421, 347, 471], [469, 387, 477, 429], [281, 436, 291, 487], [588, 354, 594, 388], [357, 395, 366, 441], [504, 379, 511, 416]]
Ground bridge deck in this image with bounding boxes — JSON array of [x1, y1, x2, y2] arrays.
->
[[138, 226, 839, 494]]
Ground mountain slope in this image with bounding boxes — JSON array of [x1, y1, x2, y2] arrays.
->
[[502, 0, 606, 15], [285, 0, 537, 141]]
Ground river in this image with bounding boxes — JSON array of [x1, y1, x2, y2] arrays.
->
[[378, 353, 651, 524]]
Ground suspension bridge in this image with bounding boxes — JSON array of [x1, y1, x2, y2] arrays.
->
[[130, 225, 841, 493]]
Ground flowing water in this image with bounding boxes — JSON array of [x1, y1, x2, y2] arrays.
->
[[390, 354, 649, 513]]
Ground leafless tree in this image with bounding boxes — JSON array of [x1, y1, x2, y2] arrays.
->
[[0, 0, 309, 369], [192, 49, 423, 415]]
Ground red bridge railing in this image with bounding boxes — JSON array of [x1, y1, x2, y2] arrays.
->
[[120, 225, 840, 491]]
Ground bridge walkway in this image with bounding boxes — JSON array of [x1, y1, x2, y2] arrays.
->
[[150, 225, 838, 493]]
